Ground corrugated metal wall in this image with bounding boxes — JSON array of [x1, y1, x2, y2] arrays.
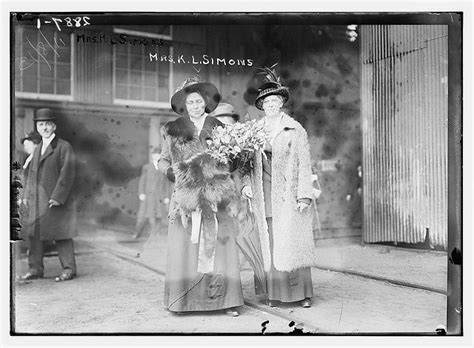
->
[[360, 25, 448, 248]]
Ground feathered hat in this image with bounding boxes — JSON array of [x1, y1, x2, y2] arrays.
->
[[254, 63, 290, 110], [170, 76, 221, 116]]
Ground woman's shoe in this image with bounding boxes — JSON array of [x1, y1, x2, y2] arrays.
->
[[225, 308, 239, 317], [301, 298, 312, 308]]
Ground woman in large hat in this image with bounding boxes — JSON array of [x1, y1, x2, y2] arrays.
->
[[241, 65, 317, 308], [156, 77, 243, 316]]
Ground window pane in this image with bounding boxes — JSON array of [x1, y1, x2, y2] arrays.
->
[[144, 73, 157, 87], [116, 69, 128, 85], [112, 30, 171, 104], [56, 41, 71, 63], [158, 59, 170, 77], [56, 79, 71, 95], [158, 74, 169, 88], [130, 86, 142, 100], [23, 28, 38, 48], [144, 87, 157, 101], [130, 55, 142, 70], [160, 45, 170, 57], [130, 70, 142, 86], [158, 86, 169, 102], [56, 63, 70, 79], [116, 54, 128, 68], [40, 29, 55, 43], [40, 61, 54, 79], [115, 43, 128, 55], [18, 26, 72, 97], [56, 31, 70, 44], [130, 44, 142, 55], [23, 74, 38, 93], [116, 85, 128, 99], [40, 78, 54, 94], [144, 58, 157, 72]]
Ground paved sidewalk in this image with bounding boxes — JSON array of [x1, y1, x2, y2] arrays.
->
[[74, 224, 447, 333]]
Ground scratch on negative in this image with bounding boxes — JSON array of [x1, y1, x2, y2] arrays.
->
[[337, 248, 344, 328]]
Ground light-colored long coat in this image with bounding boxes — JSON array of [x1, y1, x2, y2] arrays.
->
[[245, 113, 317, 272], [24, 136, 77, 241]]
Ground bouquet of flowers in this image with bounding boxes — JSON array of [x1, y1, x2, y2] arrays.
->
[[207, 119, 268, 176]]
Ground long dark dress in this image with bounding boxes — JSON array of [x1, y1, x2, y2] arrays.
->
[[160, 116, 244, 312], [262, 149, 313, 303]]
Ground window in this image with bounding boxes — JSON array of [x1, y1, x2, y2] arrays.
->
[[112, 26, 172, 108], [15, 26, 73, 100]]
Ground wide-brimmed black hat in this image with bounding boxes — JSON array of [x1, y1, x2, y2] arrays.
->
[[33, 108, 57, 122], [254, 64, 290, 110], [170, 77, 221, 116], [209, 102, 240, 122], [20, 131, 42, 145]]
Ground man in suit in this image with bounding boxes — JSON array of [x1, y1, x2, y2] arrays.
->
[[18, 108, 78, 282]]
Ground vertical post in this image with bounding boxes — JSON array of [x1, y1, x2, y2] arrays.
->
[[446, 15, 462, 335]]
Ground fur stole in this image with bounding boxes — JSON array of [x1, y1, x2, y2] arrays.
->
[[162, 117, 239, 227]]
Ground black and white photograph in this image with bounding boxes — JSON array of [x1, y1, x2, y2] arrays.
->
[[4, 2, 470, 343]]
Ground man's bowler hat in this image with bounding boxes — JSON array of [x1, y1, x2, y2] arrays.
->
[[33, 108, 57, 122]]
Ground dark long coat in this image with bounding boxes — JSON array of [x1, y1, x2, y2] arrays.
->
[[157, 116, 244, 312], [24, 136, 77, 241]]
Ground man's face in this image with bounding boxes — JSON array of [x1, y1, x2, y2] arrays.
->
[[23, 140, 37, 155], [36, 121, 56, 139]]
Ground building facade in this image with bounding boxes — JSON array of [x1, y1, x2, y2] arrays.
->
[[13, 19, 362, 239]]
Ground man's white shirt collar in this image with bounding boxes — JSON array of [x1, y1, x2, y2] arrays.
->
[[41, 133, 56, 155]]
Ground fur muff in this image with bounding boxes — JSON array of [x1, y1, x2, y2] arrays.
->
[[162, 117, 239, 227]]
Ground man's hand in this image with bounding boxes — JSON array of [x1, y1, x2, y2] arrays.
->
[[48, 199, 60, 208], [241, 185, 253, 199]]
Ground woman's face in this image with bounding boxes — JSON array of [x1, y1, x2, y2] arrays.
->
[[185, 92, 206, 119], [23, 140, 37, 155], [262, 95, 283, 117]]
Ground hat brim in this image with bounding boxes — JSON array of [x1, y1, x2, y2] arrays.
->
[[33, 108, 57, 121], [171, 82, 221, 116], [255, 88, 290, 110], [214, 113, 240, 121], [33, 117, 57, 121]]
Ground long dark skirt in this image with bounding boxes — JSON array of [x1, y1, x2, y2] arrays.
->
[[265, 217, 313, 303], [163, 208, 244, 312]]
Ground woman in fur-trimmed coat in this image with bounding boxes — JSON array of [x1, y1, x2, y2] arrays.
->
[[156, 77, 243, 316], [242, 67, 317, 308]]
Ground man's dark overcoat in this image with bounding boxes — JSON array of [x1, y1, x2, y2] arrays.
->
[[24, 136, 77, 241]]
